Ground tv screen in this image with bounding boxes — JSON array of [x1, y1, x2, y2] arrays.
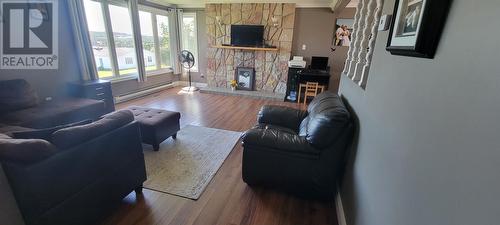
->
[[231, 25, 264, 47]]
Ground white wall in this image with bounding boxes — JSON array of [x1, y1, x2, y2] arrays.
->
[[339, 0, 500, 225]]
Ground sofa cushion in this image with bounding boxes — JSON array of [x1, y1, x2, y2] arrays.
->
[[0, 79, 39, 114], [0, 124, 35, 137], [257, 105, 307, 131], [0, 97, 105, 129], [0, 138, 57, 164], [51, 110, 134, 149], [299, 92, 351, 149], [253, 124, 298, 135], [12, 120, 93, 141], [0, 133, 12, 139]]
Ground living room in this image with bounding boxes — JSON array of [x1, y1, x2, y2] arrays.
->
[[1, 0, 499, 225]]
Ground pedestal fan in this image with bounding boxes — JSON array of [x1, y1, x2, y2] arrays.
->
[[178, 50, 198, 92]]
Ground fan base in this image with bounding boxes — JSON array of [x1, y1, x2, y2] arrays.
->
[[182, 86, 200, 92]]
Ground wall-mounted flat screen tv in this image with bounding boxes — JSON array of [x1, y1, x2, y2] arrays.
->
[[230, 25, 264, 47]]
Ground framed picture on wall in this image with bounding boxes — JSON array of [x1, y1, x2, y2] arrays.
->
[[386, 0, 452, 58], [333, 19, 354, 47]]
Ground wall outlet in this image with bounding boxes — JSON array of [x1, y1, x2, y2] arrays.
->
[[379, 14, 392, 31], [302, 44, 307, 50]]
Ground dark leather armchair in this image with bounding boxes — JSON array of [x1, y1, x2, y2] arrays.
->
[[242, 92, 354, 199]]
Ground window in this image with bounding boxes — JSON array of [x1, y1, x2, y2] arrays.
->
[[138, 6, 174, 73], [156, 15, 171, 69], [109, 4, 137, 76], [83, 0, 112, 78], [181, 13, 198, 71], [82, 0, 176, 80], [139, 10, 156, 71]]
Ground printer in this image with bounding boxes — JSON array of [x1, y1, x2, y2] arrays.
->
[[288, 56, 306, 68]]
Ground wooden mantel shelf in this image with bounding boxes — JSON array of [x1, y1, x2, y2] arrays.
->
[[212, 45, 278, 51]]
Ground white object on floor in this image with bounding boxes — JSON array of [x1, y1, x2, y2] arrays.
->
[[181, 86, 199, 92]]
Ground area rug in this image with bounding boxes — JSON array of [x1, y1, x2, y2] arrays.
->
[[142, 125, 242, 200]]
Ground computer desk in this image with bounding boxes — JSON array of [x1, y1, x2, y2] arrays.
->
[[285, 67, 331, 102], [298, 69, 330, 87]]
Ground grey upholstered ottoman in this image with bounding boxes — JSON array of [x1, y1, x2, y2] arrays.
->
[[128, 106, 181, 151]]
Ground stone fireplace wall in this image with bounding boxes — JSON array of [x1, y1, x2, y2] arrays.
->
[[206, 3, 296, 93]]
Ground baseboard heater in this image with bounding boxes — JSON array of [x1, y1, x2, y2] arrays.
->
[[114, 82, 174, 104]]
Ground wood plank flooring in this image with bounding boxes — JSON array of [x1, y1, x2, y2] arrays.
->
[[102, 87, 337, 225]]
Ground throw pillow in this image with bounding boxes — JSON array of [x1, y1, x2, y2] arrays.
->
[[0, 133, 12, 139], [0, 138, 57, 164], [12, 119, 93, 141], [0, 124, 35, 137], [0, 79, 39, 114], [51, 110, 134, 149]]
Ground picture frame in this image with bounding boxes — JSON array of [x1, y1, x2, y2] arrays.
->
[[333, 18, 354, 47], [386, 0, 452, 58], [235, 67, 254, 91]]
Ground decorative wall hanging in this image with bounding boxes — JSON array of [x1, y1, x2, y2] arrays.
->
[[235, 67, 255, 91], [386, 0, 452, 58]]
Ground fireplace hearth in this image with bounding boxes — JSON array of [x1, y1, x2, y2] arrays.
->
[[206, 3, 295, 94]]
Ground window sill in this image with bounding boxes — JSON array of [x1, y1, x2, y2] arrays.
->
[[105, 75, 139, 84], [147, 68, 173, 77], [102, 69, 174, 84]]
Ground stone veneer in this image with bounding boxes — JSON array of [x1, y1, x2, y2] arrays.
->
[[206, 3, 296, 93]]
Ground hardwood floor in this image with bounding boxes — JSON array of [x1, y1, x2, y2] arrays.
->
[[103, 87, 337, 225]]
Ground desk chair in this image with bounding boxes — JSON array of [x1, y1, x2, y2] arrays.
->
[[303, 82, 319, 106]]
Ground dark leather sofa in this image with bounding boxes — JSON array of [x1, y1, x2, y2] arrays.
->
[[242, 92, 354, 199], [0, 110, 147, 225]]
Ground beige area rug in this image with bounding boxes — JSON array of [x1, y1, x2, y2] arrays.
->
[[142, 125, 242, 200]]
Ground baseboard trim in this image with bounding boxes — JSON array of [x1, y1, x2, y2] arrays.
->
[[114, 83, 175, 104], [173, 81, 208, 88], [336, 188, 348, 225]]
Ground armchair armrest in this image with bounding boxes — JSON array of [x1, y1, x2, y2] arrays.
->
[[242, 128, 319, 156], [257, 105, 307, 131]]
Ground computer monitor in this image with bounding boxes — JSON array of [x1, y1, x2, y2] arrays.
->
[[310, 56, 329, 70]]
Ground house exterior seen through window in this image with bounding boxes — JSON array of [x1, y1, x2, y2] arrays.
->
[[125, 57, 133, 65], [83, 0, 176, 80]]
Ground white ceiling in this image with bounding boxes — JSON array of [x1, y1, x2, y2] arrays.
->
[[155, 0, 338, 8]]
